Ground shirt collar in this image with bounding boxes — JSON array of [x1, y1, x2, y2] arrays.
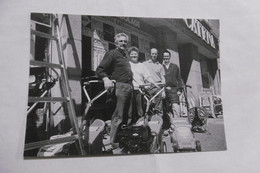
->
[[163, 62, 170, 69], [117, 48, 126, 56], [147, 59, 159, 64], [163, 61, 170, 66]]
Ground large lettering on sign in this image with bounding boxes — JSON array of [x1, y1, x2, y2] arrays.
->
[[183, 19, 216, 49], [120, 17, 140, 28]]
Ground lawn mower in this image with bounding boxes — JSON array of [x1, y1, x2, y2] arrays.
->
[[168, 83, 208, 152]]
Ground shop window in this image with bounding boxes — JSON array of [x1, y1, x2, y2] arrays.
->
[[31, 13, 51, 61], [201, 72, 210, 88], [82, 35, 94, 77], [150, 42, 156, 49], [131, 34, 139, 48], [103, 23, 115, 42], [109, 43, 116, 51], [31, 13, 51, 25], [207, 59, 218, 79], [82, 16, 91, 28], [139, 52, 145, 62]]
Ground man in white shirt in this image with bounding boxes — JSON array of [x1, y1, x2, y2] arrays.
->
[[143, 48, 166, 115]]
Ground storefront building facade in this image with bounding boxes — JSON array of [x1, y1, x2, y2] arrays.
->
[[81, 16, 221, 102], [30, 14, 220, 126]]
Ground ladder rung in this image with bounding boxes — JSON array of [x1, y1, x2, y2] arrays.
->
[[28, 97, 68, 102], [24, 135, 78, 151], [31, 20, 52, 28], [30, 60, 63, 69], [31, 29, 57, 40]]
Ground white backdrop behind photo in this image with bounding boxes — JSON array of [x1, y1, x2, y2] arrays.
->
[[1, 0, 260, 172]]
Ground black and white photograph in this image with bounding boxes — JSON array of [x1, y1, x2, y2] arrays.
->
[[24, 13, 225, 157], [1, 0, 260, 172]]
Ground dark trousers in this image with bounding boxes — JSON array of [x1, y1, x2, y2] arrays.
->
[[110, 82, 133, 144], [165, 87, 180, 117], [165, 87, 179, 104], [131, 90, 144, 121], [147, 86, 163, 114]]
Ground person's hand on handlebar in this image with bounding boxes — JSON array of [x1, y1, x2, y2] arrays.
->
[[102, 77, 114, 90], [177, 90, 182, 96], [165, 86, 171, 90]]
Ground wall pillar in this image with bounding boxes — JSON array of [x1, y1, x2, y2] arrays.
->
[[179, 43, 203, 102]]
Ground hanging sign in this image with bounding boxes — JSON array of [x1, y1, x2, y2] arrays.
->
[[92, 38, 108, 71], [199, 90, 215, 117]]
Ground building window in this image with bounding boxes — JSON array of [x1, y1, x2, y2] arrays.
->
[[131, 34, 139, 48], [109, 43, 116, 51], [103, 23, 115, 42], [31, 13, 51, 25], [31, 13, 51, 61], [150, 42, 156, 49], [139, 52, 145, 62], [200, 59, 211, 88], [82, 16, 91, 28], [201, 72, 210, 88], [207, 59, 218, 79]]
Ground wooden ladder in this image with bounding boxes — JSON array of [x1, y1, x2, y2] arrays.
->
[[25, 14, 85, 155]]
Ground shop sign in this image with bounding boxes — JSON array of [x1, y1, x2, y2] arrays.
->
[[200, 92, 211, 106], [199, 89, 214, 116], [183, 19, 216, 49], [119, 17, 140, 28], [100, 16, 140, 29], [92, 38, 108, 71], [201, 88, 212, 93]]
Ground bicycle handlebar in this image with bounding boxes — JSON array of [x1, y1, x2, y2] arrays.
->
[[138, 83, 165, 88], [83, 79, 116, 85]]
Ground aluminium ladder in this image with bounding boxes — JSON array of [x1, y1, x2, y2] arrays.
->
[[25, 14, 85, 155]]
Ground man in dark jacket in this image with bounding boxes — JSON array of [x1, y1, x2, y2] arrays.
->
[[162, 50, 183, 118], [96, 33, 133, 148]]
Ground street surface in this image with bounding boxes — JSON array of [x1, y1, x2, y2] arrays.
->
[[80, 115, 227, 154], [195, 115, 226, 152], [163, 115, 226, 153]]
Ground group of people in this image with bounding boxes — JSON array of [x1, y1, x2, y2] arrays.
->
[[96, 33, 183, 148]]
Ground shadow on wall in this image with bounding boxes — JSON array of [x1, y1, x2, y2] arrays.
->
[[178, 44, 195, 84], [62, 14, 82, 78]]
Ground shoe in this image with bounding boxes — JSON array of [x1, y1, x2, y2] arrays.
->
[[112, 147, 128, 154]]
